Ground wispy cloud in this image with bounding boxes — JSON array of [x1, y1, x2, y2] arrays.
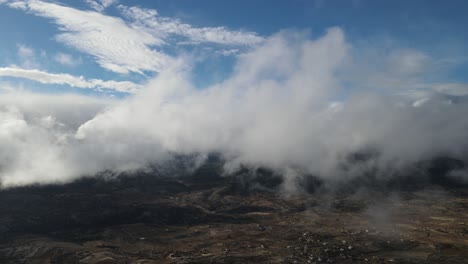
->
[[217, 49, 240, 56], [0, 67, 140, 93], [16, 44, 39, 69], [84, 0, 118, 12], [432, 83, 468, 96], [8, 0, 170, 74], [5, 0, 263, 75], [118, 5, 264, 46], [54, 52, 82, 67]]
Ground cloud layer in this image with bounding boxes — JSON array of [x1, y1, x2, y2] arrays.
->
[[1, 28, 468, 188], [0, 92, 112, 186]]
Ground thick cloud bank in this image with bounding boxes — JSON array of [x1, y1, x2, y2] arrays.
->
[[1, 28, 468, 188]]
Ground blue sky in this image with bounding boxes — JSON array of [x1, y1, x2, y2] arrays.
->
[[0, 0, 467, 97]]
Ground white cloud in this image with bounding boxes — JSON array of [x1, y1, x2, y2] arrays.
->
[[54, 52, 82, 67], [0, 92, 112, 187], [217, 49, 239, 56], [17, 44, 39, 69], [387, 49, 431, 76], [84, 0, 118, 12], [0, 67, 140, 93], [1, 27, 468, 190], [74, 28, 468, 186], [432, 83, 468, 96], [8, 0, 171, 74], [118, 5, 264, 46], [340, 46, 438, 92], [74, 28, 468, 184], [17, 45, 34, 59], [5, 0, 263, 74]]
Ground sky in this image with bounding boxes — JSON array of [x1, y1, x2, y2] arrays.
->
[[0, 0, 468, 96], [1, 0, 468, 189]]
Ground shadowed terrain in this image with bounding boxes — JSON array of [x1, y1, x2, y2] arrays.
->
[[1, 159, 468, 264]]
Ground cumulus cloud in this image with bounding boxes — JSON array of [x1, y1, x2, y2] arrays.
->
[[0, 67, 140, 93], [1, 27, 468, 189]]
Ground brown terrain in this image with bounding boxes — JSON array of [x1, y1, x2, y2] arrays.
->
[[1, 159, 468, 264]]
